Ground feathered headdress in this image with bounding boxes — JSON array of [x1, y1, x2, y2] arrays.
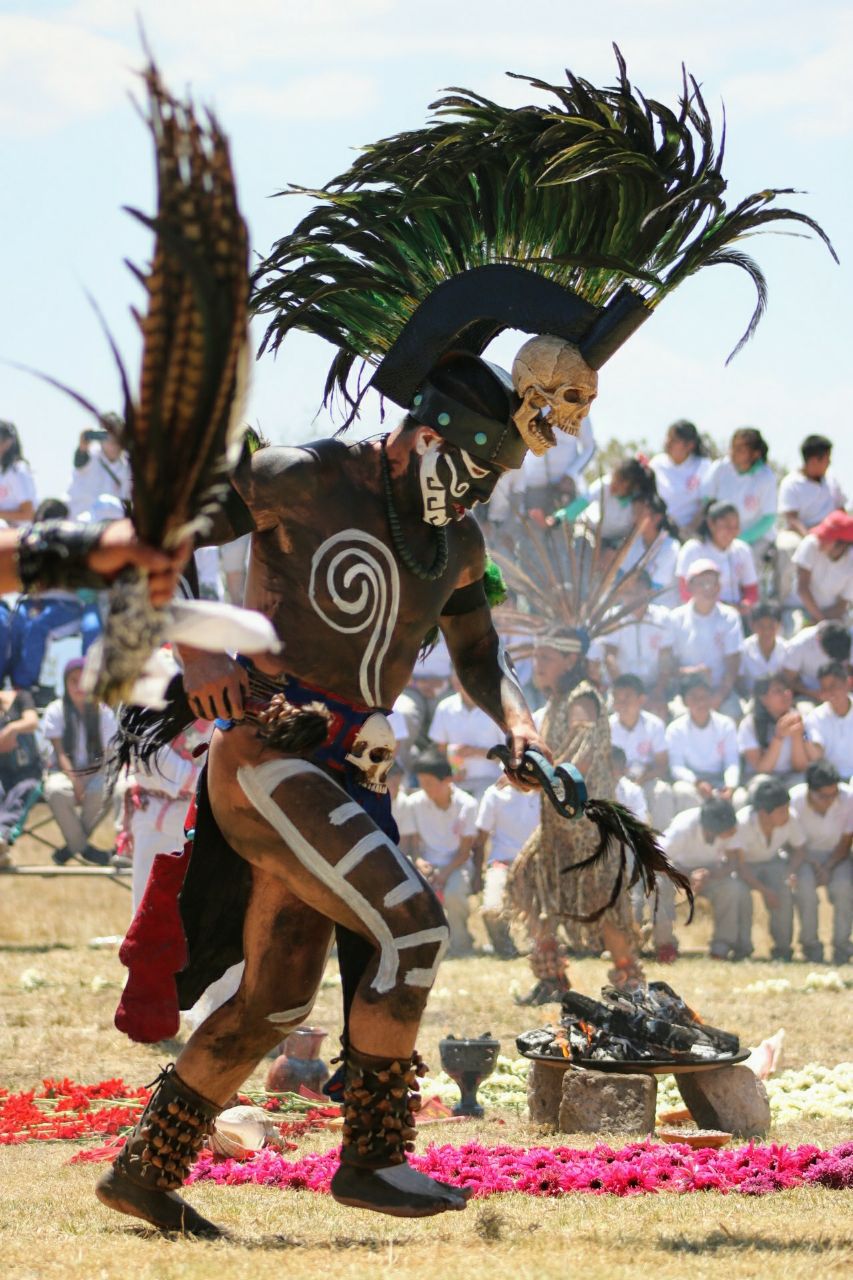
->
[[41, 64, 260, 705], [252, 45, 835, 449]]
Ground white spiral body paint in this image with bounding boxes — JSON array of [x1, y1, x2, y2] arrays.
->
[[237, 758, 447, 993], [308, 531, 399, 707]]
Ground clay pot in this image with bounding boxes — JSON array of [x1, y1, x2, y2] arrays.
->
[[265, 1025, 329, 1095]]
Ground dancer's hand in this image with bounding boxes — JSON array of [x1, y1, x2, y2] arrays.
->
[[88, 519, 189, 606], [181, 649, 249, 722]]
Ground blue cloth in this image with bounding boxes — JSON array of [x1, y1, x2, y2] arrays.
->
[[9, 596, 83, 688]]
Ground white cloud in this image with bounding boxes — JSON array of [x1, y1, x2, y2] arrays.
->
[[224, 73, 378, 122]]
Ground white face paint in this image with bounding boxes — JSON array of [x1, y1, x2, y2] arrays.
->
[[237, 758, 449, 994], [415, 436, 459, 526], [308, 531, 400, 707]]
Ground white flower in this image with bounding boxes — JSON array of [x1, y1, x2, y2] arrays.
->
[[19, 968, 46, 991]]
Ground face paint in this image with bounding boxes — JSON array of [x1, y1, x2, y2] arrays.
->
[[415, 436, 462, 526]]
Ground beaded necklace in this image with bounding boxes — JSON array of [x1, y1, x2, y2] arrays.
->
[[379, 437, 449, 581]]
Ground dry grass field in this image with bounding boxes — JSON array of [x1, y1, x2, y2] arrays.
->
[[1, 811, 851, 1280]]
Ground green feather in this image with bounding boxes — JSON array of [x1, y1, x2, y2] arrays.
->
[[252, 46, 835, 421], [483, 556, 507, 608]]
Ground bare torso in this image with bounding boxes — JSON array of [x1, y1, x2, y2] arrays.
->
[[235, 438, 484, 708]]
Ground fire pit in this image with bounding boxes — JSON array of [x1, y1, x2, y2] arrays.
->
[[518, 982, 745, 1075]]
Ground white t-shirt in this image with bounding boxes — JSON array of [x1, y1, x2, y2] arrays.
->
[[475, 782, 540, 864], [603, 605, 672, 686], [739, 634, 789, 692], [0, 460, 36, 518], [66, 447, 131, 519], [783, 626, 831, 693], [428, 692, 501, 785], [736, 805, 805, 863], [522, 418, 595, 493], [621, 533, 680, 607], [396, 783, 478, 867], [778, 470, 847, 529], [676, 537, 757, 606], [701, 458, 777, 536], [665, 711, 739, 786], [194, 547, 224, 600], [737, 712, 794, 775], [484, 467, 525, 524], [668, 601, 744, 687], [789, 781, 853, 857], [42, 698, 118, 770], [615, 774, 649, 822], [649, 452, 711, 528], [661, 806, 740, 871], [805, 700, 853, 777], [792, 536, 853, 612], [583, 476, 636, 541], [610, 709, 667, 773]]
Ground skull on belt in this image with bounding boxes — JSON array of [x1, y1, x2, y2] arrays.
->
[[345, 713, 396, 793], [511, 335, 598, 455]]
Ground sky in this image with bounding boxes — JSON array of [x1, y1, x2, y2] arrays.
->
[[1, 0, 851, 501]]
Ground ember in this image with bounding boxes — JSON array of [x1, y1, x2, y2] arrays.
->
[[517, 982, 740, 1066]]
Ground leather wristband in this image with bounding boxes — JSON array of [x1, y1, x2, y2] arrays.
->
[[16, 519, 112, 592]]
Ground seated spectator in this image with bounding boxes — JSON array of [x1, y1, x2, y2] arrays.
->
[[609, 673, 674, 831], [42, 658, 117, 866], [0, 421, 36, 526], [667, 561, 744, 718], [602, 575, 673, 718], [396, 750, 478, 957], [428, 675, 502, 800], [676, 501, 758, 612], [0, 687, 43, 868], [522, 417, 595, 524], [783, 620, 851, 700], [776, 434, 847, 601], [611, 745, 649, 821], [656, 798, 749, 960], [805, 662, 853, 777], [579, 458, 657, 549], [792, 511, 853, 623], [739, 603, 788, 696], [665, 674, 739, 811], [649, 419, 712, 537], [737, 675, 816, 798], [620, 495, 680, 607], [474, 774, 540, 957], [789, 761, 853, 965], [66, 416, 131, 519], [734, 777, 805, 962], [701, 427, 777, 556]]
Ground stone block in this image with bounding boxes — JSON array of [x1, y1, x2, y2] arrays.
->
[[558, 1068, 657, 1135], [526, 1059, 570, 1125], [676, 1065, 770, 1138]]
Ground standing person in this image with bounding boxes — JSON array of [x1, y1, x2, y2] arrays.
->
[[0, 687, 43, 868], [791, 511, 853, 623], [734, 778, 805, 962], [620, 494, 680, 606], [602, 574, 674, 719], [676, 501, 759, 612], [789, 762, 853, 965], [396, 751, 479, 958], [776, 434, 847, 601], [428, 674, 503, 800], [701, 427, 777, 558], [667, 561, 744, 718], [656, 798, 750, 961], [739, 603, 788, 697], [665, 674, 740, 811], [474, 773, 539, 957], [42, 658, 117, 866], [805, 663, 853, 777], [66, 416, 131, 518], [0, 422, 36, 526], [522, 417, 596, 523], [649, 420, 712, 537]]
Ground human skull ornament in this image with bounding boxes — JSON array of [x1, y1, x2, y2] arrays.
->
[[511, 335, 598, 455], [345, 713, 396, 793]]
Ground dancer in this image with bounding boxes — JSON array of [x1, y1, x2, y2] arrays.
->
[[99, 49, 833, 1236]]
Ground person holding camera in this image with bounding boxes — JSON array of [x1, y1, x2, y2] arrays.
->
[[66, 415, 131, 519]]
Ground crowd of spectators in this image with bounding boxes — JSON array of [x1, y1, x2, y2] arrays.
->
[[393, 422, 853, 968]]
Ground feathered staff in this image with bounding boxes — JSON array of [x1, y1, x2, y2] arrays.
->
[[51, 64, 255, 705], [493, 514, 694, 921], [252, 45, 835, 427]]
